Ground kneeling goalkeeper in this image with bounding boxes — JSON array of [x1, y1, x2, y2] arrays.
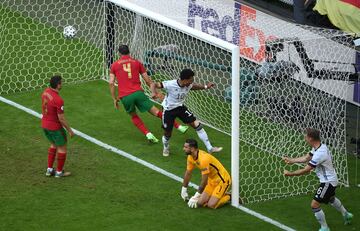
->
[[181, 139, 231, 209]]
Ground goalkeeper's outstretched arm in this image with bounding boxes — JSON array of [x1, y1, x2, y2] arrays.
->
[[182, 169, 192, 187]]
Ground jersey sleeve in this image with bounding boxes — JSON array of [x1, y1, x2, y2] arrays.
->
[[308, 151, 325, 168], [199, 156, 210, 175], [186, 156, 195, 171], [56, 99, 64, 114], [162, 80, 170, 91]]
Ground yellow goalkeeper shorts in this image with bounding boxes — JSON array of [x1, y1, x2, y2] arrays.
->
[[204, 178, 231, 199]]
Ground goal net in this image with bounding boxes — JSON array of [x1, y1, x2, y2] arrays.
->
[[0, 0, 105, 94], [110, 0, 354, 203], [1, 0, 355, 204]]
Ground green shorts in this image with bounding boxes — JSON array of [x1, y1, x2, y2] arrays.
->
[[120, 91, 154, 113], [43, 128, 67, 146]]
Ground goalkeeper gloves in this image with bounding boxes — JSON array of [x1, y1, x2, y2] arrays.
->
[[187, 192, 201, 208], [181, 186, 189, 201]]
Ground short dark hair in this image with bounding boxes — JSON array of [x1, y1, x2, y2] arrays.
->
[[305, 128, 321, 141], [118, 45, 130, 55], [180, 69, 194, 80], [50, 75, 62, 89], [185, 138, 198, 148]]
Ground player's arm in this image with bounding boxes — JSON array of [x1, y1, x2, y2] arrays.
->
[[58, 113, 74, 137], [109, 72, 119, 109], [284, 164, 313, 176], [141, 72, 154, 88], [197, 173, 208, 193], [282, 153, 312, 164], [191, 82, 215, 90], [181, 169, 192, 201], [182, 169, 192, 188]]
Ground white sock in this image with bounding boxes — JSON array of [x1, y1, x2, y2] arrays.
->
[[330, 197, 347, 216], [196, 128, 212, 151], [313, 208, 328, 228], [162, 136, 170, 149]]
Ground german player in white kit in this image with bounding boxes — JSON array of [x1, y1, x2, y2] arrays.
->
[[150, 68, 222, 157], [283, 128, 353, 231]]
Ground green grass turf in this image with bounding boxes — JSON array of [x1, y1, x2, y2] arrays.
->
[[1, 80, 359, 231], [0, 96, 284, 231]]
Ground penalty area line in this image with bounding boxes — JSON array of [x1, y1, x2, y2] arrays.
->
[[0, 96, 296, 231]]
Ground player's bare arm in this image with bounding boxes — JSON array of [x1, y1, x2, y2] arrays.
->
[[181, 169, 193, 201], [284, 164, 313, 176], [198, 173, 208, 193], [191, 82, 215, 90], [58, 113, 75, 137], [182, 169, 192, 187], [282, 153, 312, 164], [150, 82, 163, 99], [109, 73, 119, 109], [141, 72, 154, 87]]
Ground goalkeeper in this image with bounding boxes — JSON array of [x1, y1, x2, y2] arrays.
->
[[181, 139, 231, 209]]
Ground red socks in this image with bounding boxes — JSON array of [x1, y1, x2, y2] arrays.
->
[[56, 152, 66, 172], [47, 147, 57, 168], [131, 115, 149, 135], [156, 111, 180, 129]]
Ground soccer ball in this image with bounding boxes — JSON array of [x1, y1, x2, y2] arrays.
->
[[63, 25, 77, 39]]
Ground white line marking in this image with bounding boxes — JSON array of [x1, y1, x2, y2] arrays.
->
[[0, 96, 296, 231]]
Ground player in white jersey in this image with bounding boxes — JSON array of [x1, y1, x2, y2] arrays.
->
[[282, 128, 353, 231], [150, 68, 222, 157]]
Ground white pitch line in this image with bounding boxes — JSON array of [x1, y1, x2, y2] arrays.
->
[[0, 96, 296, 231]]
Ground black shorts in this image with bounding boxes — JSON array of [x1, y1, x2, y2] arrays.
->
[[313, 183, 336, 204], [162, 106, 196, 132]]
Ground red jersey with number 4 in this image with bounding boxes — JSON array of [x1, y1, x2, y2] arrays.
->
[[110, 55, 147, 98], [41, 88, 64, 130]]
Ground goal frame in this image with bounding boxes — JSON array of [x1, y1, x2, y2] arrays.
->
[[106, 0, 241, 207]]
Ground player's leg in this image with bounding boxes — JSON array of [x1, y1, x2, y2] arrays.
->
[[197, 184, 213, 207], [161, 110, 175, 157], [43, 129, 57, 176], [148, 106, 188, 133], [52, 128, 71, 177], [46, 143, 57, 176], [122, 91, 158, 143], [312, 183, 330, 231], [328, 192, 353, 225], [207, 180, 231, 209], [189, 119, 222, 153]]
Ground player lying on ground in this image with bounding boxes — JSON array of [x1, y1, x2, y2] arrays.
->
[[109, 45, 188, 143], [283, 128, 353, 231], [181, 139, 230, 209], [150, 68, 222, 156], [41, 75, 74, 178]]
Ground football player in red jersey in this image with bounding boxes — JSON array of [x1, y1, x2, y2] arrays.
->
[[41, 75, 74, 177], [109, 45, 188, 143]]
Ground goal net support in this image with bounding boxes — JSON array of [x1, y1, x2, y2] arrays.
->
[[1, 0, 355, 204]]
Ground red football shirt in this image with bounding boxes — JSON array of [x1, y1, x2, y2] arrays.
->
[[110, 55, 147, 98], [41, 88, 64, 130]]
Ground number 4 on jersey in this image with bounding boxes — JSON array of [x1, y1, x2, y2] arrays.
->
[[123, 63, 132, 78]]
